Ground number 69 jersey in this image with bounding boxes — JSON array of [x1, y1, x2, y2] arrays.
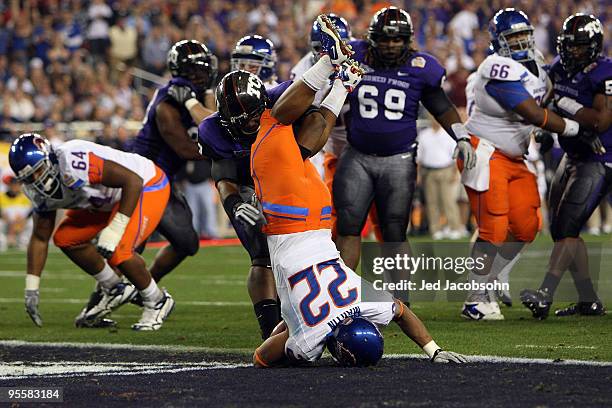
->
[[465, 54, 549, 158], [346, 40, 446, 156], [268, 229, 396, 362], [29, 140, 157, 213]]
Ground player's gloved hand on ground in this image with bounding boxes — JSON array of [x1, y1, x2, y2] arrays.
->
[[316, 14, 353, 66], [453, 137, 477, 170], [337, 60, 364, 92], [97, 212, 130, 259], [25, 289, 42, 327], [168, 84, 198, 107], [579, 129, 606, 155], [534, 129, 554, 154], [234, 202, 264, 227], [431, 349, 468, 363]]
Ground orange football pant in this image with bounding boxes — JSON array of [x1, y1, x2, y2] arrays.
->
[[53, 166, 170, 266], [458, 137, 540, 244]]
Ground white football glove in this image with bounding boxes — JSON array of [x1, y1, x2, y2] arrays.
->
[[431, 349, 468, 364], [25, 289, 42, 327], [234, 202, 264, 227], [453, 138, 477, 170], [337, 60, 364, 93], [97, 212, 130, 259]]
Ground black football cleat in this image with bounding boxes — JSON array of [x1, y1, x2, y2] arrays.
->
[[555, 301, 606, 317], [520, 289, 552, 320]]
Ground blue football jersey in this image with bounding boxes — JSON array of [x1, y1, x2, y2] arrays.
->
[[346, 40, 446, 156], [548, 56, 612, 162], [128, 78, 198, 179]]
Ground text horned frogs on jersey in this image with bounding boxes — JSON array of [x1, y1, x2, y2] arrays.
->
[[465, 54, 549, 158]]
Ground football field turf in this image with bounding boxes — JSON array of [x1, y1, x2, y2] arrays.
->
[[2, 237, 612, 407], [1, 236, 611, 362]]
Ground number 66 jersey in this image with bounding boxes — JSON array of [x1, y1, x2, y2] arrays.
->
[[466, 54, 549, 158]]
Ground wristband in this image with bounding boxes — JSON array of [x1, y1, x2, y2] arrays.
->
[[561, 118, 580, 137], [185, 98, 199, 110], [450, 123, 469, 141], [423, 340, 441, 358], [538, 108, 549, 128], [557, 97, 584, 116], [320, 80, 348, 117], [26, 274, 40, 291]]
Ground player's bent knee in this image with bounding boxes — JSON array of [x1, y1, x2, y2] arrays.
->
[[53, 230, 84, 249], [173, 235, 200, 257]]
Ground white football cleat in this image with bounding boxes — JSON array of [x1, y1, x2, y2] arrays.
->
[[131, 289, 175, 331], [461, 302, 505, 321], [316, 14, 353, 66], [76, 281, 137, 327]]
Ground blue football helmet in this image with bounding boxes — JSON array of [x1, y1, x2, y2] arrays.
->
[[310, 14, 352, 62], [489, 8, 535, 62], [9, 133, 62, 199], [326, 316, 384, 367], [231, 35, 277, 82]]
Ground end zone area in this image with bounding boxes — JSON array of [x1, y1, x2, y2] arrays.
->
[[1, 341, 611, 407]]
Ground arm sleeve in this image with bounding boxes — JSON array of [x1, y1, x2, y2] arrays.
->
[[421, 86, 455, 117], [211, 158, 240, 184], [484, 79, 532, 110]]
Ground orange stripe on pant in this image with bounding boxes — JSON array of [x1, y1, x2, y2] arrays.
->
[[53, 166, 170, 266], [323, 152, 382, 242], [457, 136, 540, 244]]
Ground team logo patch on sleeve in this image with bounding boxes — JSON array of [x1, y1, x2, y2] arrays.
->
[[411, 57, 426, 68], [62, 173, 82, 189]]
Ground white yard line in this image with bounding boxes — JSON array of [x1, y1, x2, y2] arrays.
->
[[2, 340, 611, 368], [384, 353, 612, 366], [0, 360, 250, 380]]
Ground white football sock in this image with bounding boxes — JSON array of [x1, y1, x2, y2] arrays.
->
[[301, 55, 334, 92], [466, 271, 490, 302], [140, 279, 163, 308], [93, 262, 121, 291], [490, 252, 521, 283]]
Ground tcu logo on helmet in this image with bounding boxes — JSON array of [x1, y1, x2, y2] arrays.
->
[[584, 20, 602, 38], [246, 75, 263, 98], [168, 48, 179, 65]]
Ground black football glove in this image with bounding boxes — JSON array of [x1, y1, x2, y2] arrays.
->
[[168, 84, 198, 106], [534, 129, 554, 154], [579, 129, 606, 155]]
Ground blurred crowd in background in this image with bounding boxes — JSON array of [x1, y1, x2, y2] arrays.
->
[[0, 0, 609, 247]]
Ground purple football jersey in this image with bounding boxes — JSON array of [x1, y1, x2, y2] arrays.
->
[[548, 56, 612, 162], [128, 78, 198, 178], [346, 40, 446, 156]]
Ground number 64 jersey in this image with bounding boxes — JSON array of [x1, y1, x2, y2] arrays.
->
[[466, 54, 549, 158], [28, 140, 157, 213]]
